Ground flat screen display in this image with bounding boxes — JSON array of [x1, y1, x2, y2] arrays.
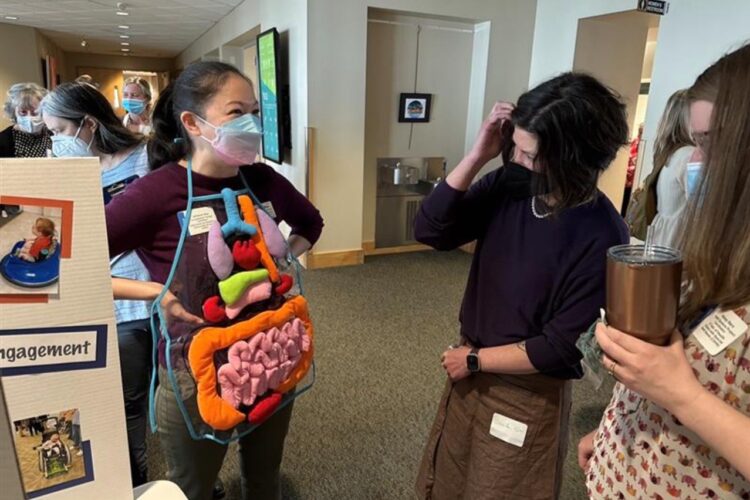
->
[[257, 28, 282, 163]]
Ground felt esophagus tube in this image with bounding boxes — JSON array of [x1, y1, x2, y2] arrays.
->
[[221, 188, 256, 239]]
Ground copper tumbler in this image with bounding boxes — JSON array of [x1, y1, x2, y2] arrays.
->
[[606, 244, 682, 345]]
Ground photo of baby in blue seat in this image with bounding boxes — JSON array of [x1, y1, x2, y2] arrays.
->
[[0, 204, 62, 294]]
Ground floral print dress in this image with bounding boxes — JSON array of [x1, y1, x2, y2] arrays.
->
[[586, 304, 750, 499]]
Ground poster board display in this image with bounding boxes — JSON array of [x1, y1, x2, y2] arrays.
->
[[0, 158, 131, 499]]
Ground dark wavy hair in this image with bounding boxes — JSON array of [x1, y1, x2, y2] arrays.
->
[[148, 61, 251, 169], [502, 72, 629, 213], [41, 82, 143, 154]]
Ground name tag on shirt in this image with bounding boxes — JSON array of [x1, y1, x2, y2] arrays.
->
[[489, 413, 528, 447], [103, 175, 139, 205], [692, 309, 748, 356], [177, 207, 218, 236], [261, 201, 276, 218]]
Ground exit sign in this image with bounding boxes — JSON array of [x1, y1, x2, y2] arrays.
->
[[638, 0, 669, 15]]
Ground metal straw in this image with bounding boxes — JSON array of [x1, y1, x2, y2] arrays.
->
[[644, 224, 655, 258]]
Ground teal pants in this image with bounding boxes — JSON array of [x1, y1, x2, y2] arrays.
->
[[156, 370, 294, 500]]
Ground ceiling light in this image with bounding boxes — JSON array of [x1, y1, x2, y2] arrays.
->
[[121, 42, 130, 46], [119, 35, 130, 39], [118, 25, 130, 29], [121, 48, 130, 52], [81, 40, 88, 47], [116, 11, 129, 16], [4, 16, 19, 20]]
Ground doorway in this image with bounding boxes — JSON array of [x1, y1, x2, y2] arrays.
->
[[76, 67, 169, 118], [573, 10, 660, 213]]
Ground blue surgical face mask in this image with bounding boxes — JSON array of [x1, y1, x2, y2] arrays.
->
[[16, 114, 44, 134], [685, 161, 703, 199], [122, 98, 146, 115], [51, 120, 95, 158]]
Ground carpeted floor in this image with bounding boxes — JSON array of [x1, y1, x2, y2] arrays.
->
[[147, 250, 614, 499]]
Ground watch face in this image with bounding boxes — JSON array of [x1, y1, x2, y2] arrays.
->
[[467, 353, 480, 372]]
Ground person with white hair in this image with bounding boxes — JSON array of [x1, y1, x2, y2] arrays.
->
[[0, 82, 52, 218], [1, 82, 51, 158]]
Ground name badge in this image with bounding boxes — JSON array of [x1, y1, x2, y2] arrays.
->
[[261, 201, 277, 219], [489, 412, 528, 447], [692, 309, 748, 356], [177, 207, 218, 236], [103, 175, 139, 204]]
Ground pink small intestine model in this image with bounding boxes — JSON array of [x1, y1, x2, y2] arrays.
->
[[217, 318, 311, 408]]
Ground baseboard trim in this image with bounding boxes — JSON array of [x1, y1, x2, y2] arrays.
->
[[365, 243, 432, 256], [460, 241, 476, 254], [307, 249, 365, 269], [362, 240, 376, 253]]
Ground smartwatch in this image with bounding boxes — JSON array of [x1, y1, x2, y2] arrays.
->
[[466, 347, 481, 373]]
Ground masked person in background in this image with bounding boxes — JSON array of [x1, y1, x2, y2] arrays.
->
[[105, 61, 323, 500], [0, 82, 52, 219], [122, 77, 153, 135], [414, 73, 630, 500], [645, 89, 695, 248], [41, 82, 154, 487]]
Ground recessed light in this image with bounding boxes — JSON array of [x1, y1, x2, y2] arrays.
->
[[4, 15, 19, 20], [121, 48, 130, 52], [119, 35, 130, 39], [118, 25, 130, 29], [116, 11, 129, 16], [121, 42, 130, 46]]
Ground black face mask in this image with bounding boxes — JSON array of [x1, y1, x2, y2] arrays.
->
[[498, 162, 546, 199]]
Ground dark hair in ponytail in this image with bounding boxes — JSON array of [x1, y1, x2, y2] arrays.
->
[[148, 61, 251, 169]]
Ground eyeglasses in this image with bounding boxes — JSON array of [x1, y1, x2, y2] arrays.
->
[[692, 131, 710, 151]]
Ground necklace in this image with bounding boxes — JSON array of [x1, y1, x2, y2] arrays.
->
[[531, 196, 552, 219]]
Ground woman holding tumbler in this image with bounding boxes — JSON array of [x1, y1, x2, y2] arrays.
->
[[579, 44, 750, 499]]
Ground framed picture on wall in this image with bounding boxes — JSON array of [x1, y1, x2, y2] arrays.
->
[[398, 93, 432, 123]]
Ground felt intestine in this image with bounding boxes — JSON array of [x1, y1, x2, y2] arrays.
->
[[217, 318, 310, 408]]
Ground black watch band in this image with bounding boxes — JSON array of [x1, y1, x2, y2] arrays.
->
[[467, 347, 481, 373]]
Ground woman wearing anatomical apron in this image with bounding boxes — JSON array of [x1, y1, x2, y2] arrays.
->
[[40, 81, 154, 486], [578, 43, 750, 500], [106, 61, 323, 500], [413, 73, 630, 499]]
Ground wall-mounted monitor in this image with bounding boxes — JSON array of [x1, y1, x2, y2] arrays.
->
[[257, 28, 284, 164]]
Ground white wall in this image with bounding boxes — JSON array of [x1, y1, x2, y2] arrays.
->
[[0, 23, 43, 129], [308, 0, 537, 254], [638, 0, 750, 182], [362, 13, 475, 244], [528, 0, 635, 87]]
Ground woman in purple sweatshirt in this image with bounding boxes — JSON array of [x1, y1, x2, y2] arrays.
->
[[105, 62, 322, 500], [414, 73, 629, 499]]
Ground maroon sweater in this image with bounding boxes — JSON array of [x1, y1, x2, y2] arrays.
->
[[106, 162, 324, 282]]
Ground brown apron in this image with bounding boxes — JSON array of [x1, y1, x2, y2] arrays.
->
[[415, 371, 572, 500]]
